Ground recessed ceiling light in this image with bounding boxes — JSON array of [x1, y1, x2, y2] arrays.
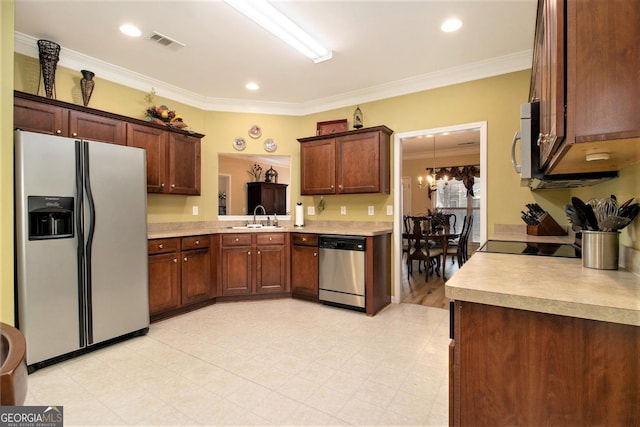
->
[[245, 82, 260, 91], [119, 24, 142, 37], [441, 18, 462, 33]]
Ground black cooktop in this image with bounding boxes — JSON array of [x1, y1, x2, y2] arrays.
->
[[478, 240, 581, 258]]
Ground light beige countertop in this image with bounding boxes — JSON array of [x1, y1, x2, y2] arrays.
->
[[445, 251, 640, 327], [147, 220, 392, 239]]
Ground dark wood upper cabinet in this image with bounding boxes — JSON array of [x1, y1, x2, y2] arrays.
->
[[14, 96, 68, 136], [126, 123, 168, 193], [168, 132, 201, 195], [532, 0, 640, 174], [15, 91, 204, 195], [69, 110, 126, 145], [298, 125, 392, 195]]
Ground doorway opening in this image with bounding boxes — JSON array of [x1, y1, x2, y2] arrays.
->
[[392, 121, 487, 305]]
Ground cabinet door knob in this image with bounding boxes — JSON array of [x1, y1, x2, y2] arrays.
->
[[56, 129, 62, 134], [184, 257, 188, 262], [258, 250, 261, 255], [314, 252, 317, 257], [338, 184, 343, 190], [161, 183, 165, 188], [72, 132, 78, 137], [302, 237, 306, 242], [269, 237, 273, 241], [173, 258, 177, 263], [171, 184, 175, 188], [195, 240, 200, 245], [248, 251, 251, 255], [235, 238, 239, 242], [330, 184, 334, 189], [158, 243, 164, 249]]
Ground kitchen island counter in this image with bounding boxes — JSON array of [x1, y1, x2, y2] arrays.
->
[[447, 250, 639, 426], [445, 251, 639, 326]]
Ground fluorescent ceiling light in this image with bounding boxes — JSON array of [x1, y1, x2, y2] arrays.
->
[[119, 24, 142, 37], [224, 0, 332, 63], [441, 18, 462, 33]]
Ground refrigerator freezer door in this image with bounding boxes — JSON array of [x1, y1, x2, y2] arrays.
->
[[15, 131, 82, 365], [85, 141, 150, 345]]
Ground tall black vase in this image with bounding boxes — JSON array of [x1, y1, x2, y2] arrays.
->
[[80, 70, 95, 107], [37, 39, 60, 99]]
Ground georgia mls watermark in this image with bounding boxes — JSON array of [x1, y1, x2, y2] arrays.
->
[[0, 406, 63, 427]]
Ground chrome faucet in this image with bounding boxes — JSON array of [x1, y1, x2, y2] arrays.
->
[[253, 205, 266, 224]]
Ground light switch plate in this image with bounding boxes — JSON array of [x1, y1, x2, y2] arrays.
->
[[386, 205, 393, 215], [307, 206, 315, 215], [341, 206, 347, 215], [192, 206, 199, 216], [368, 206, 374, 215]]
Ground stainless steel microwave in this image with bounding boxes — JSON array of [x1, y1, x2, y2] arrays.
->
[[511, 101, 616, 190]]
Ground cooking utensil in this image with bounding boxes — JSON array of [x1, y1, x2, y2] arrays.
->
[[586, 198, 599, 209], [572, 197, 599, 231], [618, 203, 639, 224], [617, 197, 635, 214], [564, 204, 583, 231], [595, 197, 618, 225], [598, 215, 631, 232]]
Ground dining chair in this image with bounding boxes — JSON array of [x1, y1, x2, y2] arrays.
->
[[459, 215, 474, 265], [405, 216, 441, 279], [439, 215, 473, 268]]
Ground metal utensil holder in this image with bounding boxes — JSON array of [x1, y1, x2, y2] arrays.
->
[[582, 230, 619, 270]]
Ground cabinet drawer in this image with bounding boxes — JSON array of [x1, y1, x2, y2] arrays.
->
[[182, 235, 210, 250], [291, 233, 318, 246], [257, 233, 285, 246], [148, 238, 180, 255], [222, 234, 252, 246]]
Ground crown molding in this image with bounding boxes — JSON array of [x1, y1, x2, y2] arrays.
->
[[15, 32, 531, 116]]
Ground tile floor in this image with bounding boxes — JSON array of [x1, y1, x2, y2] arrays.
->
[[25, 299, 450, 426]]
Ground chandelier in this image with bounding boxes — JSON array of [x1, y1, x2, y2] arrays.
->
[[417, 135, 438, 191]]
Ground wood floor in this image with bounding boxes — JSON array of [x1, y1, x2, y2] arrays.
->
[[400, 252, 461, 310]]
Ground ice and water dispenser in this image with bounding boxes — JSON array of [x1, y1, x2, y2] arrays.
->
[[28, 196, 74, 240]]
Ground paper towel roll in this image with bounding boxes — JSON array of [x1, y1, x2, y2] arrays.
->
[[295, 203, 304, 227]]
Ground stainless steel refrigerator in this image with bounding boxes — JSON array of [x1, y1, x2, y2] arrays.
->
[[14, 130, 150, 371]]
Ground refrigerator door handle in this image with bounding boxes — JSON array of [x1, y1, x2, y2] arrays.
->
[[83, 141, 96, 345], [75, 140, 87, 348]]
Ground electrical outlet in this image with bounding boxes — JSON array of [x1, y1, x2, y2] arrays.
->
[[307, 206, 315, 216], [192, 206, 199, 216], [368, 206, 374, 216], [386, 205, 393, 215], [341, 206, 347, 215]]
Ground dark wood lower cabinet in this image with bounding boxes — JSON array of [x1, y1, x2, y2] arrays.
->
[[218, 233, 289, 298], [451, 301, 640, 426], [290, 234, 319, 300], [148, 247, 180, 315], [148, 231, 390, 319], [180, 236, 211, 305], [148, 236, 213, 321]]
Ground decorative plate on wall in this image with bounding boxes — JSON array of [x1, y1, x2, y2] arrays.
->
[[263, 138, 277, 152], [233, 136, 246, 151], [248, 125, 262, 139]]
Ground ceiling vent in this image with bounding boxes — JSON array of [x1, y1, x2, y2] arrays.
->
[[148, 31, 186, 49]]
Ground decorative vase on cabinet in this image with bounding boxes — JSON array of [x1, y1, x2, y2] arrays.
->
[[80, 70, 95, 107]]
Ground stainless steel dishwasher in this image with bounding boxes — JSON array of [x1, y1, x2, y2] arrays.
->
[[318, 235, 366, 310]]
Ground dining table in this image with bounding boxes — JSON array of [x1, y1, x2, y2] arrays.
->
[[425, 230, 460, 280]]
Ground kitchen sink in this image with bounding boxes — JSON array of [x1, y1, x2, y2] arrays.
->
[[229, 225, 284, 230]]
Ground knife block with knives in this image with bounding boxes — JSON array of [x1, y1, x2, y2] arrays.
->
[[522, 203, 567, 236]]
